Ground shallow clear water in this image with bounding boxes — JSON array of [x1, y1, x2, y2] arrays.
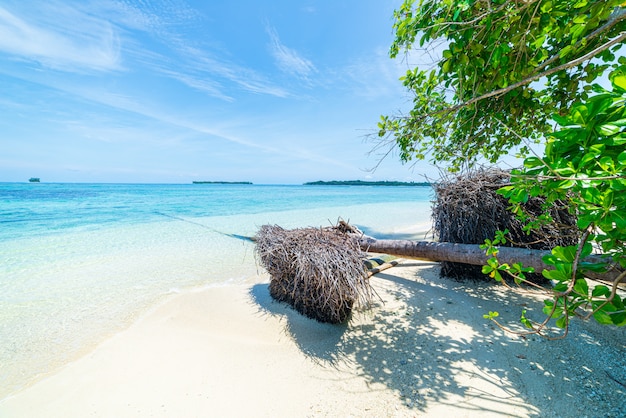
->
[[0, 183, 433, 397]]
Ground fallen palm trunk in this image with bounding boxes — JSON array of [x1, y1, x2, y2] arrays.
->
[[359, 236, 625, 284], [254, 224, 624, 324], [431, 168, 580, 281]]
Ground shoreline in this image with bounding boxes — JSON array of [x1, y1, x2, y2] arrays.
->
[[0, 219, 432, 400], [2, 261, 624, 417]]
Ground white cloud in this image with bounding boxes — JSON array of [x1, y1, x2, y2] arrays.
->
[[339, 47, 410, 100], [266, 25, 317, 80], [90, 1, 291, 100], [95, 0, 202, 36], [169, 44, 290, 99], [158, 67, 235, 102], [0, 5, 121, 72]]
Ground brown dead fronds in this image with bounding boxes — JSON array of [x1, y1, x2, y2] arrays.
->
[[254, 224, 374, 324], [432, 168, 579, 281]]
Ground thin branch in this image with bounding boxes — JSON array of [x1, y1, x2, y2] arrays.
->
[[533, 7, 626, 75], [555, 225, 594, 297], [582, 269, 626, 321], [493, 117, 556, 174], [414, 0, 532, 32], [519, 174, 626, 182], [443, 31, 626, 116]]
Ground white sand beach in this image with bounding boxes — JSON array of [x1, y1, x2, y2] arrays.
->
[[1, 261, 624, 417]]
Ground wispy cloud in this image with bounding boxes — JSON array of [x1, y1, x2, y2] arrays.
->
[[266, 25, 317, 80], [0, 4, 121, 72], [97, 1, 291, 100], [0, 0, 294, 100], [48, 79, 354, 170], [94, 0, 202, 37], [340, 47, 410, 100], [170, 44, 290, 99], [158, 67, 235, 102]]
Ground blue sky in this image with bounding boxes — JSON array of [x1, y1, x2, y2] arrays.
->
[[0, 0, 441, 184]]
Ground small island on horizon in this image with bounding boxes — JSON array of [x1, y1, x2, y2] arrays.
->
[[192, 181, 253, 184], [303, 180, 431, 186]]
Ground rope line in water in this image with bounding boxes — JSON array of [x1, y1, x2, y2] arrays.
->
[[153, 211, 254, 242], [155, 213, 401, 276]]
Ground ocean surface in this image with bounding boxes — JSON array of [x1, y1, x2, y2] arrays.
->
[[0, 182, 434, 398]]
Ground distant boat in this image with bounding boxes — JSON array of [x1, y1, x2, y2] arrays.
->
[[29, 178, 40, 183]]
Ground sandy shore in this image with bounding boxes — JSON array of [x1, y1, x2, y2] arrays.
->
[[1, 261, 624, 417]]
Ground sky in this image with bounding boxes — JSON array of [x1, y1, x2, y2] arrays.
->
[[0, 0, 440, 184]]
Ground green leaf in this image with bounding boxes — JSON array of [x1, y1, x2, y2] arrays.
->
[[520, 310, 533, 329], [559, 45, 573, 58], [611, 74, 626, 92], [598, 123, 621, 136], [540, 1, 552, 13], [579, 262, 608, 273], [580, 243, 593, 259], [543, 268, 569, 281], [591, 285, 611, 297], [484, 311, 499, 320], [542, 254, 557, 266], [551, 246, 577, 263], [607, 210, 626, 231], [552, 114, 574, 126], [556, 316, 568, 329], [573, 279, 589, 297], [523, 156, 543, 168], [611, 313, 626, 326], [593, 309, 614, 325], [533, 35, 546, 49], [543, 301, 555, 316]]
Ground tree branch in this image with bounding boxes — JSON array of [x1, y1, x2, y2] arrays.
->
[[533, 7, 626, 75], [443, 31, 626, 116]]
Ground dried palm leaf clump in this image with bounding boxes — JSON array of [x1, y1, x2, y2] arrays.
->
[[255, 224, 374, 324], [432, 168, 579, 281]]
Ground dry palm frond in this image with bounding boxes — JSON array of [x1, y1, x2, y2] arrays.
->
[[432, 168, 579, 281], [255, 224, 374, 324]]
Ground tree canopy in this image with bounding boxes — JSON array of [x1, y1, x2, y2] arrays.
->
[[380, 0, 626, 335], [379, 0, 626, 170]]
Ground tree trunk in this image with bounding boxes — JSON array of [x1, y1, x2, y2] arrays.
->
[[359, 237, 625, 284]]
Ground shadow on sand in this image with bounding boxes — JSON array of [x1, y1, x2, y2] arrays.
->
[[249, 262, 550, 416], [250, 261, 626, 417]]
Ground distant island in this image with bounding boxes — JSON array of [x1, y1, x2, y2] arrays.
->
[[192, 181, 253, 184], [29, 177, 41, 183], [304, 180, 431, 186]]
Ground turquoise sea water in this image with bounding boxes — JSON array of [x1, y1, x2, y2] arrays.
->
[[0, 182, 433, 398]]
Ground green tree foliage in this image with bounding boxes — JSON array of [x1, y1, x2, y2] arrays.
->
[[380, 0, 626, 336], [493, 72, 626, 334], [379, 0, 626, 169]]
